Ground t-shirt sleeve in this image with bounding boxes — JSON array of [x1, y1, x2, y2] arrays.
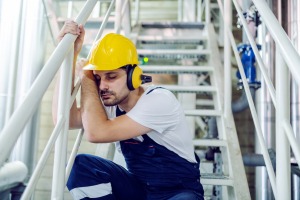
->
[[126, 89, 180, 133]]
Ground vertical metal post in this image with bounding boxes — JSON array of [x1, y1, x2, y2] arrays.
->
[[183, 0, 196, 22], [178, 0, 183, 22], [224, 0, 232, 117], [197, 0, 202, 22], [52, 48, 73, 199], [114, 0, 122, 33], [134, 0, 140, 26], [275, 45, 291, 200], [289, 0, 300, 198], [205, 0, 210, 24]]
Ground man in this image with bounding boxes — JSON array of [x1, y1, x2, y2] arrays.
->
[[53, 20, 204, 200]]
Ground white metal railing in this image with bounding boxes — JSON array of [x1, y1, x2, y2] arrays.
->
[[214, 0, 300, 199], [0, 0, 133, 199]]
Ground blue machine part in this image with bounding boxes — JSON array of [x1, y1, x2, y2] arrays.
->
[[236, 44, 261, 89]]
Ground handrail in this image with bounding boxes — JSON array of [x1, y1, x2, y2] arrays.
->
[[231, 0, 277, 108], [252, 0, 300, 86], [0, 0, 99, 168], [21, 115, 65, 200], [217, 0, 277, 196], [217, 0, 300, 199]]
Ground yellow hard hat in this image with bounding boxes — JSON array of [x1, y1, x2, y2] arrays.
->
[[84, 33, 139, 70]]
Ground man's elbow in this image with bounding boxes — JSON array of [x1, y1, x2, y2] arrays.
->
[[84, 129, 109, 143]]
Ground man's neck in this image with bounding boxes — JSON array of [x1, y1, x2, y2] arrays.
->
[[118, 86, 145, 112]]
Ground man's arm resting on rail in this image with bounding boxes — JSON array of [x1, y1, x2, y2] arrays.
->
[[52, 20, 84, 129]]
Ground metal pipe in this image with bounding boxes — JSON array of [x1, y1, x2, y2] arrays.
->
[[256, 10, 276, 200], [0, 0, 22, 132], [0, 161, 27, 189], [178, 0, 182, 22], [10, 0, 47, 183], [0, 0, 98, 168], [288, 0, 300, 198], [205, 0, 210, 24], [88, 0, 116, 59], [224, 0, 232, 118], [217, 0, 277, 195], [114, 0, 122, 33], [134, 0, 140, 26], [4, 0, 23, 124], [283, 120, 300, 168], [51, 48, 73, 199], [197, 0, 202, 22], [232, 0, 277, 108], [252, 0, 300, 86], [275, 44, 290, 200], [20, 116, 65, 200], [232, 88, 255, 113], [65, 129, 84, 181]]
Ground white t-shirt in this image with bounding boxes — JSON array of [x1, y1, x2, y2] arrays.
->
[[105, 85, 197, 163]]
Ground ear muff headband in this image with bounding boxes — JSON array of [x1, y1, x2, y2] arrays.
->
[[126, 65, 142, 90]]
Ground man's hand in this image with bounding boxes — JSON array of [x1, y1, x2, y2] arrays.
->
[[57, 20, 85, 57]]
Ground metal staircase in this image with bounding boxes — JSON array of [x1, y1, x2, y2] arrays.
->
[[130, 21, 251, 200]]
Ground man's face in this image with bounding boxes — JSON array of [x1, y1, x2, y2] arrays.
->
[[93, 68, 130, 106]]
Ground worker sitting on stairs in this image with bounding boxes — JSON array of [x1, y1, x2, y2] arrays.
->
[[52, 20, 204, 200]]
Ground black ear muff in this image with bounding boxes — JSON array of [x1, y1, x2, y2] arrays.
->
[[126, 65, 152, 90], [126, 65, 142, 90]]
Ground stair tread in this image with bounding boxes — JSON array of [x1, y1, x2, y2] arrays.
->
[[136, 35, 208, 41], [160, 85, 216, 93], [193, 139, 227, 147], [201, 173, 234, 186], [137, 49, 210, 55], [185, 109, 221, 116], [141, 65, 214, 73]]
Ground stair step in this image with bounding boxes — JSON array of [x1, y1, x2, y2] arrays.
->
[[137, 49, 210, 55], [136, 35, 208, 41], [160, 85, 216, 93], [201, 173, 234, 186], [141, 65, 214, 74], [184, 109, 222, 116], [193, 139, 227, 147], [140, 22, 205, 29]]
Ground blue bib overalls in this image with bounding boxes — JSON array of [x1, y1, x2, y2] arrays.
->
[[67, 106, 204, 200]]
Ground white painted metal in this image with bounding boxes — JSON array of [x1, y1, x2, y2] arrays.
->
[[137, 49, 210, 55], [252, 0, 300, 86], [114, 0, 121, 33], [21, 116, 65, 200], [197, 0, 202, 22], [201, 176, 234, 186], [178, 0, 182, 22], [65, 129, 84, 181], [205, 0, 210, 24], [193, 139, 227, 147], [160, 85, 216, 93], [275, 47, 291, 200], [183, 0, 196, 22], [136, 35, 208, 41], [218, 0, 277, 196], [141, 65, 214, 73], [133, 0, 140, 26], [283, 120, 300, 168], [185, 109, 221, 116], [232, 0, 276, 108], [0, 161, 27, 190], [223, 0, 232, 118], [0, 0, 99, 167], [52, 48, 73, 199], [89, 0, 116, 59]]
